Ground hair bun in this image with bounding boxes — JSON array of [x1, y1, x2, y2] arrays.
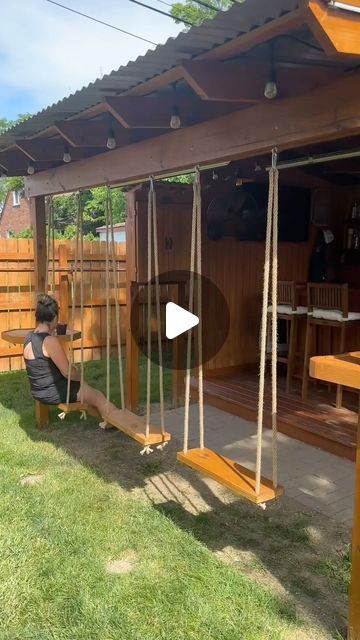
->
[[37, 294, 53, 307]]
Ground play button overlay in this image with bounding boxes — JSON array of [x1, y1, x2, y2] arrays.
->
[[130, 269, 230, 369], [166, 302, 199, 339]]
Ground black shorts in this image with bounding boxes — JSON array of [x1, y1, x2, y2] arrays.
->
[[34, 380, 81, 405]]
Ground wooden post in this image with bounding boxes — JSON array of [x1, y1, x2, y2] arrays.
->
[[35, 401, 49, 428], [58, 243, 69, 323], [349, 407, 360, 640], [30, 196, 47, 297], [125, 281, 139, 411]]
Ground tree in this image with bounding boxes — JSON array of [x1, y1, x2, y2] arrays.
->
[[0, 113, 32, 205], [171, 0, 234, 29]]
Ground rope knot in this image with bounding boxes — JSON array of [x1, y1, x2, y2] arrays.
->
[[140, 445, 154, 456]]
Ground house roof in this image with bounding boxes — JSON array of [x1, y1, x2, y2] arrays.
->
[[96, 222, 126, 232], [0, 0, 300, 148]]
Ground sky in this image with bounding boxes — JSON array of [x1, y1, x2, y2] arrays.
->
[[0, 0, 183, 122]]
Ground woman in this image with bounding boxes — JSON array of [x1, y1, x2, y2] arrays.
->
[[23, 293, 116, 416]]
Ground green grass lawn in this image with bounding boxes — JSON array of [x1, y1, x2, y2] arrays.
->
[[0, 360, 349, 640]]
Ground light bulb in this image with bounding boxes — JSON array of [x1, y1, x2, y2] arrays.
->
[[170, 105, 181, 129], [264, 68, 278, 100], [63, 145, 71, 163], [212, 170, 218, 181], [235, 171, 243, 187], [106, 128, 116, 150], [255, 161, 262, 172], [27, 161, 35, 175]]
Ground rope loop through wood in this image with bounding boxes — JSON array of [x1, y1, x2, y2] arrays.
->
[[256, 148, 279, 495]]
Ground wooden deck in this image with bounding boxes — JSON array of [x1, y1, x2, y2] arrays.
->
[[190, 372, 358, 461]]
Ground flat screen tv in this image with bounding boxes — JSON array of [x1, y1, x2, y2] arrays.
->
[[206, 184, 311, 243], [241, 184, 311, 242]]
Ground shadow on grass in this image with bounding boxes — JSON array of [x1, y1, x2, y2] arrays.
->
[[0, 363, 349, 640]]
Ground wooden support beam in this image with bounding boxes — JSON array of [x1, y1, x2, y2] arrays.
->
[[54, 119, 126, 147], [104, 95, 237, 128], [0, 147, 30, 173], [126, 281, 139, 411], [30, 196, 47, 296], [24, 71, 360, 197], [124, 8, 305, 96], [305, 0, 360, 55], [15, 139, 102, 162], [179, 60, 340, 102]]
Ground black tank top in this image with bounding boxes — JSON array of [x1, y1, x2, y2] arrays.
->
[[24, 332, 79, 405]]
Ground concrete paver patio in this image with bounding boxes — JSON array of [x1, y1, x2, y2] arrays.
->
[[160, 404, 355, 528]]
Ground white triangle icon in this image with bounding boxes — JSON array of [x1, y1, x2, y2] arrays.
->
[[166, 302, 199, 340]]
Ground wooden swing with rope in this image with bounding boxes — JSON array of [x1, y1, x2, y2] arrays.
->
[[177, 156, 284, 506], [50, 183, 169, 451], [100, 180, 170, 452]]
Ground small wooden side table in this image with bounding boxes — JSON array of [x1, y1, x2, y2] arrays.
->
[[1, 328, 81, 345], [310, 351, 360, 640]]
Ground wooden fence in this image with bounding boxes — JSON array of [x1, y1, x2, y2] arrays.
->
[[0, 238, 127, 372]]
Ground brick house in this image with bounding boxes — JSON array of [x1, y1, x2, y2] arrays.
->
[[0, 190, 31, 238]]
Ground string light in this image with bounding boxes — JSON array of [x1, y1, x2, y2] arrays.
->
[[106, 127, 116, 150], [27, 161, 35, 175], [63, 145, 72, 163], [255, 161, 262, 172], [170, 83, 181, 129], [264, 42, 278, 100]]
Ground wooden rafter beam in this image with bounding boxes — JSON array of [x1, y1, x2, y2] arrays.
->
[[305, 0, 360, 55], [179, 60, 340, 102], [124, 8, 305, 96], [54, 119, 168, 146], [104, 95, 239, 128], [15, 139, 103, 163], [55, 119, 124, 147], [24, 71, 360, 197]]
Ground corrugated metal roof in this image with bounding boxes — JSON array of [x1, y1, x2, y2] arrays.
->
[[0, 0, 299, 149]]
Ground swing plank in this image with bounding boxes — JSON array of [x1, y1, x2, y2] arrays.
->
[[103, 408, 171, 446], [177, 448, 284, 504], [57, 402, 100, 418]]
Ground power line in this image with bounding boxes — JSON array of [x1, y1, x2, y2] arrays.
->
[[45, 0, 157, 46], [191, 0, 221, 11], [127, 0, 195, 25]]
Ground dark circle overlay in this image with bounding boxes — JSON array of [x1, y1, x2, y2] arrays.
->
[[131, 270, 230, 370]]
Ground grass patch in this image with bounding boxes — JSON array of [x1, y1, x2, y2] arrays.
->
[[317, 545, 351, 594], [0, 363, 309, 640]]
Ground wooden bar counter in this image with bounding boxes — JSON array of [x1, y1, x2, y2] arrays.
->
[[310, 352, 360, 640]]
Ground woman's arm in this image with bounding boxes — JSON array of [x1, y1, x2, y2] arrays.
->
[[43, 336, 80, 381]]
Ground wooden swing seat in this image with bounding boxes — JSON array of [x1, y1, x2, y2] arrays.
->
[[102, 408, 171, 446], [57, 402, 100, 418], [177, 448, 284, 505]]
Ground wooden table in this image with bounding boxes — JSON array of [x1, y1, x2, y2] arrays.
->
[[310, 352, 360, 640], [1, 328, 81, 345]]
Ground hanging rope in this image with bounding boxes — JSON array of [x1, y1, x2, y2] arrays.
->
[[255, 148, 279, 496], [108, 187, 125, 411], [45, 196, 54, 293], [145, 179, 153, 443], [79, 194, 85, 405], [183, 167, 201, 454], [61, 193, 81, 419], [105, 189, 111, 410], [271, 166, 279, 489], [151, 179, 166, 445]]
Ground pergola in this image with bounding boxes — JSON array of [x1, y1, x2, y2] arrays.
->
[[1, 0, 360, 636]]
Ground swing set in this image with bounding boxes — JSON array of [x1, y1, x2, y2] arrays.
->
[[3, 153, 283, 505]]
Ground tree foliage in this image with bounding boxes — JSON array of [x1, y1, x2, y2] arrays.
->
[[171, 0, 234, 29]]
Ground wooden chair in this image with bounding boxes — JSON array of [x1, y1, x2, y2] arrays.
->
[[268, 281, 308, 394], [302, 283, 360, 407]]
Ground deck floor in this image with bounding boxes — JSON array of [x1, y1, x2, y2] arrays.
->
[[191, 372, 358, 461]]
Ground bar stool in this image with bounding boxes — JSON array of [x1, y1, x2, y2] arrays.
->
[[302, 283, 360, 407], [268, 281, 308, 394]]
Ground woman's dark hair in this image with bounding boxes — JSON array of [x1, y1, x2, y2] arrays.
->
[[35, 294, 59, 324]]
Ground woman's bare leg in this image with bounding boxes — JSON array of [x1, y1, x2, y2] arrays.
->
[[77, 383, 117, 416]]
